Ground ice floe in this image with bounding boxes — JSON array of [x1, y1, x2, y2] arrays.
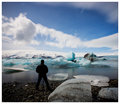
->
[[74, 75, 110, 86], [48, 73, 68, 81]]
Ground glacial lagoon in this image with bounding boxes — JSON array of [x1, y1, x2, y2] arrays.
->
[[2, 55, 118, 83]]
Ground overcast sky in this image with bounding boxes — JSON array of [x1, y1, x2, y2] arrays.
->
[[2, 2, 118, 55]]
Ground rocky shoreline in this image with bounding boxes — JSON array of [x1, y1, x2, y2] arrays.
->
[[2, 81, 63, 102], [2, 79, 118, 102]]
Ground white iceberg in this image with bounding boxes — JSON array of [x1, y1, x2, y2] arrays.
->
[[78, 58, 91, 66], [3, 67, 28, 73]]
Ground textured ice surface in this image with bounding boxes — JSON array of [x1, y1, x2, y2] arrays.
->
[[2, 55, 118, 79], [3, 62, 16, 67], [74, 75, 110, 86], [78, 58, 91, 66], [48, 73, 68, 81], [48, 78, 92, 102], [3, 67, 28, 73], [3, 67, 28, 71], [46, 57, 80, 69], [2, 56, 118, 68], [74, 75, 109, 82], [98, 88, 118, 100]]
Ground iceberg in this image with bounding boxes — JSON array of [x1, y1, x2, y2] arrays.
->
[[78, 58, 91, 66], [23, 62, 32, 65], [84, 53, 97, 62], [46, 57, 80, 69], [66, 52, 75, 61], [3, 62, 16, 67]]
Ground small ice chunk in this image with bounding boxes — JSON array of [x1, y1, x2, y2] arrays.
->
[[48, 73, 68, 81], [98, 88, 118, 100]]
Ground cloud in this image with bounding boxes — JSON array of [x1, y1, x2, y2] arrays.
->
[[36, 24, 83, 48], [36, 23, 118, 50], [2, 13, 37, 44], [2, 36, 35, 50], [31, 40, 40, 45], [2, 13, 118, 51], [2, 16, 9, 21], [84, 33, 118, 50], [2, 13, 83, 49]]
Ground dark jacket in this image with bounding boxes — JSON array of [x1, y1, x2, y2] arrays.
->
[[36, 64, 48, 75]]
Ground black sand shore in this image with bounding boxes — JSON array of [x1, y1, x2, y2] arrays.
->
[[2, 79, 118, 102], [2, 81, 63, 102]]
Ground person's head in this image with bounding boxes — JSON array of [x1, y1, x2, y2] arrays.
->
[[41, 60, 44, 65]]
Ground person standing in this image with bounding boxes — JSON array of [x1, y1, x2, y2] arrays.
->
[[36, 60, 52, 91]]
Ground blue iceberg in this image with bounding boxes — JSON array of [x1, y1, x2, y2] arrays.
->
[[66, 52, 75, 61], [3, 62, 16, 67]]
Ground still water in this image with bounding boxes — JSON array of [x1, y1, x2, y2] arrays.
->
[[2, 56, 118, 82]]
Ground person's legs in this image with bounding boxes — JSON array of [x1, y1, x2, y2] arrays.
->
[[36, 74, 42, 90], [43, 75, 52, 90]]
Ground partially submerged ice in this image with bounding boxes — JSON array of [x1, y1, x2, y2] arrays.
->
[[74, 75, 110, 87], [48, 73, 68, 81], [3, 67, 28, 73], [98, 88, 118, 100]]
